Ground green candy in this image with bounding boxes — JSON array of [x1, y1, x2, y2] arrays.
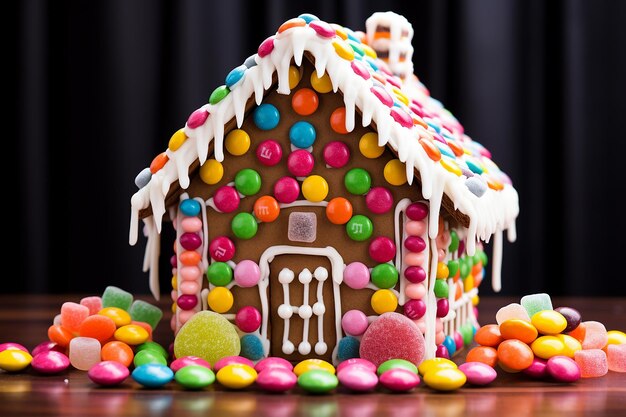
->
[[129, 300, 163, 330], [447, 260, 459, 278], [206, 262, 233, 286], [460, 323, 474, 346], [377, 359, 418, 375], [174, 365, 216, 390], [460, 257, 471, 279], [102, 286, 133, 310], [297, 370, 338, 393], [234, 169, 262, 196], [231, 212, 258, 239], [133, 349, 167, 367], [209, 85, 230, 104], [346, 215, 373, 241], [344, 168, 372, 195], [434, 279, 449, 298], [371, 263, 399, 289], [448, 230, 459, 253], [136, 341, 168, 359], [477, 249, 488, 266]]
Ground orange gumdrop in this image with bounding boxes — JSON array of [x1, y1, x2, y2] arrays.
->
[[101, 341, 134, 367], [474, 324, 503, 347], [253, 196, 280, 222], [568, 322, 586, 342], [179, 251, 202, 266], [291, 88, 319, 116], [500, 319, 539, 344], [466, 346, 498, 368], [131, 321, 153, 340], [497, 339, 534, 371], [330, 107, 349, 134], [78, 315, 116, 343], [48, 325, 74, 348], [326, 197, 353, 225]]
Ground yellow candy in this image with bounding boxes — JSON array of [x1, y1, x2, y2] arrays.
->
[[168, 128, 187, 151], [472, 295, 480, 306], [171, 303, 177, 314], [436, 262, 449, 279], [606, 330, 626, 347], [0, 349, 32, 372], [423, 368, 466, 391], [464, 275, 475, 292], [293, 359, 335, 376], [418, 357, 457, 376], [370, 289, 398, 314], [383, 159, 407, 186], [361, 44, 377, 59], [332, 40, 354, 61], [225, 129, 250, 156], [310, 72, 332, 93], [207, 287, 234, 313], [288, 65, 301, 89], [216, 364, 257, 389], [98, 307, 131, 327], [199, 159, 224, 185], [302, 175, 329, 202], [440, 158, 462, 176], [391, 87, 409, 106], [530, 335, 566, 359], [359, 132, 385, 159], [114, 324, 149, 345], [171, 275, 177, 288], [531, 310, 567, 335], [555, 334, 582, 358]]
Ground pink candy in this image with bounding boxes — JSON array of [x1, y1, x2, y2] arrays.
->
[[523, 357, 548, 378], [256, 140, 282, 166], [31, 351, 70, 374], [213, 355, 254, 372], [343, 262, 370, 289], [287, 149, 314, 177], [368, 236, 396, 263], [337, 365, 378, 392], [31, 341, 64, 357], [254, 357, 293, 373], [209, 236, 235, 262], [405, 202, 428, 220], [235, 306, 262, 333], [607, 344, 626, 372], [546, 356, 581, 382], [336, 358, 377, 374], [323, 141, 350, 168], [581, 321, 609, 350], [256, 367, 297, 392], [60, 302, 89, 333], [458, 362, 497, 385], [365, 187, 393, 214], [273, 177, 300, 203], [170, 356, 212, 372], [574, 349, 608, 378], [233, 260, 261, 287], [378, 368, 420, 391], [88, 361, 130, 386], [213, 186, 240, 213], [360, 312, 425, 367], [341, 310, 369, 336], [0, 342, 28, 353], [80, 296, 103, 316]]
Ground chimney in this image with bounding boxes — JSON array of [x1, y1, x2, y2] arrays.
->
[[365, 12, 415, 80]]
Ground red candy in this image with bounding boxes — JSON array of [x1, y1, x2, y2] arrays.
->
[[256, 140, 283, 166], [323, 141, 350, 168], [209, 236, 235, 262], [365, 187, 394, 214], [405, 202, 428, 220], [368, 236, 396, 263], [287, 150, 315, 177], [274, 177, 300, 203], [360, 312, 425, 367], [213, 186, 241, 213]]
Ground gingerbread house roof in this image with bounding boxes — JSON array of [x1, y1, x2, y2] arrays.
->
[[129, 14, 519, 260]]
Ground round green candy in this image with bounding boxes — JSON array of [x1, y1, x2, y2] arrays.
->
[[234, 169, 262, 196], [460, 323, 474, 346], [371, 263, 399, 289], [377, 359, 418, 375], [174, 365, 216, 389], [346, 215, 373, 241], [344, 168, 372, 195], [206, 262, 233, 286], [133, 349, 167, 367], [434, 279, 449, 298], [136, 341, 168, 359], [447, 260, 459, 278], [448, 230, 459, 253], [477, 249, 488, 266], [297, 369, 338, 393], [209, 85, 230, 104], [459, 257, 471, 279], [231, 212, 258, 239]]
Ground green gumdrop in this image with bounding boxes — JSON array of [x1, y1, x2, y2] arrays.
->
[[174, 311, 241, 365], [447, 260, 459, 278], [133, 349, 167, 367], [102, 286, 133, 310], [206, 262, 233, 286], [136, 341, 168, 359], [209, 85, 230, 104], [377, 359, 418, 375], [448, 230, 459, 253], [175, 365, 216, 389], [371, 264, 399, 289], [129, 300, 163, 330], [434, 279, 449, 298], [234, 169, 262, 196], [460, 257, 471, 279]]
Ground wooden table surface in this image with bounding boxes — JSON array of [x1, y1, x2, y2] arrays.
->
[[0, 295, 624, 417]]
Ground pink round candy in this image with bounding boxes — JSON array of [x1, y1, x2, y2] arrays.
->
[[437, 248, 446, 262], [341, 310, 369, 336], [256, 367, 297, 392], [213, 186, 240, 213], [523, 357, 548, 378], [0, 342, 28, 353], [170, 356, 211, 372], [404, 266, 426, 283], [323, 141, 350, 168], [179, 280, 200, 295], [179, 266, 202, 281], [404, 299, 426, 320], [365, 187, 394, 214], [233, 260, 261, 287], [435, 345, 450, 359], [255, 357, 293, 373], [343, 262, 370, 289], [31, 341, 64, 357], [437, 298, 449, 318], [31, 351, 70, 374], [181, 217, 202, 233], [178, 310, 194, 325], [235, 306, 262, 333], [87, 361, 130, 386], [179, 232, 202, 251], [546, 356, 581, 382], [404, 252, 425, 266], [405, 283, 426, 300], [459, 362, 497, 385], [274, 177, 300, 203], [337, 366, 378, 391], [368, 236, 396, 263], [406, 202, 428, 220], [287, 150, 314, 177], [404, 236, 426, 252], [405, 220, 426, 236], [378, 368, 420, 392], [336, 358, 377, 374], [209, 236, 235, 262], [213, 356, 254, 371], [177, 294, 198, 310], [256, 139, 283, 166]]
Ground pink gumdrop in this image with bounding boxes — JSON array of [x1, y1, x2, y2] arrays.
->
[[435, 331, 445, 345], [404, 266, 426, 283], [404, 299, 426, 320], [213, 356, 254, 372], [181, 217, 203, 233], [436, 345, 450, 359], [337, 366, 378, 392], [343, 262, 370, 289], [179, 266, 202, 281], [404, 220, 426, 236], [80, 296, 102, 316], [607, 344, 626, 372], [406, 202, 428, 220], [31, 351, 70, 374], [523, 357, 548, 378], [336, 358, 377, 374], [581, 321, 609, 350], [274, 177, 300, 203], [437, 299, 449, 318], [179, 233, 202, 251], [235, 306, 262, 333], [256, 139, 283, 166], [379, 368, 420, 392], [459, 362, 497, 385], [88, 361, 130, 386], [405, 283, 426, 300], [341, 310, 369, 336], [323, 141, 350, 168], [32, 341, 64, 357], [365, 187, 394, 214], [404, 236, 426, 253], [213, 186, 240, 213], [179, 280, 200, 295], [177, 294, 198, 310], [404, 252, 425, 266], [61, 302, 90, 333], [360, 312, 425, 367], [287, 149, 315, 177], [170, 356, 211, 372], [256, 367, 297, 392], [234, 260, 261, 287], [368, 236, 396, 263], [574, 349, 608, 378], [178, 310, 195, 324], [0, 342, 28, 353], [546, 356, 581, 382], [255, 357, 293, 373], [209, 236, 235, 262]]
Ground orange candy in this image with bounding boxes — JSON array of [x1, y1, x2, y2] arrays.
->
[[150, 152, 169, 174], [101, 341, 134, 367], [500, 319, 539, 344], [278, 18, 306, 33], [291, 88, 319, 116], [78, 315, 116, 343], [325, 197, 353, 225], [179, 251, 202, 266], [474, 324, 503, 347], [48, 325, 74, 348], [568, 323, 586, 343], [466, 346, 498, 368], [497, 339, 534, 371], [330, 107, 349, 134], [419, 138, 442, 162], [253, 196, 280, 222]]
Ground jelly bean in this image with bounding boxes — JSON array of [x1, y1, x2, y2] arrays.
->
[[213, 355, 254, 371], [255, 357, 294, 373], [302, 175, 329, 202], [531, 310, 567, 335], [253, 104, 280, 130], [497, 339, 534, 370], [466, 346, 498, 368], [235, 306, 262, 332], [344, 168, 371, 195], [31, 351, 70, 374], [78, 315, 116, 343], [256, 367, 297, 392], [554, 307, 582, 332], [199, 159, 224, 185], [101, 341, 134, 367], [523, 357, 548, 378], [531, 336, 566, 359], [378, 368, 420, 391], [234, 168, 261, 196], [207, 287, 234, 313], [256, 139, 282, 166], [337, 366, 378, 391], [292, 88, 319, 116], [336, 358, 377, 374], [134, 349, 167, 367], [500, 319, 538, 344], [310, 71, 332, 93], [458, 362, 497, 385], [423, 368, 466, 391], [417, 357, 456, 376], [69, 337, 101, 371], [98, 307, 132, 327], [326, 197, 353, 225], [175, 365, 216, 389], [606, 330, 626, 347], [546, 356, 581, 382], [555, 334, 582, 358], [0, 349, 32, 372], [298, 369, 338, 393], [88, 361, 130, 386], [231, 213, 258, 239], [254, 196, 280, 222], [370, 289, 398, 314], [377, 359, 418, 376], [132, 364, 174, 388], [115, 324, 149, 345], [323, 141, 350, 168], [474, 324, 503, 347], [0, 342, 28, 353], [216, 364, 257, 389], [294, 358, 335, 376]]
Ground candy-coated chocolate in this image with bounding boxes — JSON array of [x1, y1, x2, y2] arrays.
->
[[235, 306, 262, 332], [404, 266, 426, 284], [253, 103, 280, 130], [435, 344, 450, 359], [199, 159, 224, 185], [555, 334, 582, 358], [310, 71, 332, 93], [134, 349, 167, 367], [255, 357, 294, 373], [256, 139, 282, 166], [474, 324, 503, 347], [370, 289, 398, 314], [31, 341, 64, 357], [0, 349, 32, 372], [368, 237, 396, 263], [497, 339, 534, 370], [289, 120, 317, 148], [0, 342, 28, 353], [101, 341, 134, 367], [170, 356, 211, 372], [346, 215, 373, 241], [207, 287, 234, 313], [344, 168, 372, 195], [336, 358, 377, 374], [301, 175, 329, 202], [337, 366, 378, 391], [466, 346, 498, 368], [418, 357, 456, 376], [256, 367, 297, 392], [114, 324, 150, 345], [132, 364, 174, 388], [294, 359, 335, 376], [98, 307, 131, 328], [88, 361, 130, 386], [231, 213, 258, 240], [216, 364, 257, 389], [546, 356, 581, 382], [253, 196, 280, 223], [378, 368, 420, 391], [175, 365, 216, 389], [343, 262, 370, 289], [323, 141, 350, 168], [458, 362, 497, 385], [500, 319, 538, 344], [359, 132, 384, 159], [423, 368, 467, 391], [341, 310, 369, 336], [136, 341, 169, 359], [531, 310, 567, 335], [297, 369, 338, 393], [326, 197, 353, 225], [234, 169, 261, 196], [531, 336, 566, 359], [523, 357, 548, 378], [213, 355, 255, 371], [31, 351, 70, 374], [365, 186, 394, 214], [377, 358, 418, 375], [383, 159, 407, 186], [606, 330, 626, 346], [273, 176, 300, 203]]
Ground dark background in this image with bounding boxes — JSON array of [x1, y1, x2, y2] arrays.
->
[[7, 0, 626, 297]]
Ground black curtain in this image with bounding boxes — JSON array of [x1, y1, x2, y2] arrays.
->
[[7, 0, 626, 296]]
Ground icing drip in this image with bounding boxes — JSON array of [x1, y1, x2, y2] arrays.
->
[[313, 266, 328, 355], [394, 198, 412, 306], [424, 237, 439, 360], [298, 268, 313, 355], [491, 229, 503, 293], [278, 268, 296, 355]]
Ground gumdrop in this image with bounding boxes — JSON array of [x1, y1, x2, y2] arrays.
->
[[60, 302, 90, 333], [337, 336, 360, 362], [174, 311, 240, 365], [520, 293, 553, 318], [69, 337, 101, 371], [360, 312, 425, 367], [574, 349, 608, 378], [495, 303, 530, 325], [240, 334, 265, 361], [287, 212, 317, 243], [581, 321, 609, 350], [607, 344, 626, 372], [80, 296, 103, 316], [129, 300, 163, 330], [102, 286, 133, 311]]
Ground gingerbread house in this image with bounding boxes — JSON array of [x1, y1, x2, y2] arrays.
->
[[129, 12, 519, 364]]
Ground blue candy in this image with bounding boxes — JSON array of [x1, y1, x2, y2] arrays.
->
[[240, 334, 264, 361], [465, 159, 484, 174], [337, 336, 360, 362], [253, 104, 280, 130], [435, 143, 456, 159], [289, 121, 316, 148], [225, 65, 247, 88], [179, 199, 201, 217], [298, 13, 319, 23], [132, 364, 174, 388], [442, 335, 457, 357]]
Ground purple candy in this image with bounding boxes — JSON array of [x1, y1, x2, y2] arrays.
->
[[404, 266, 426, 283], [87, 361, 130, 386], [404, 236, 426, 252], [523, 357, 548, 378], [437, 299, 450, 318], [170, 356, 211, 372], [336, 358, 377, 374], [546, 356, 581, 382], [378, 368, 421, 392], [256, 367, 297, 392], [405, 202, 428, 221], [254, 357, 293, 373], [404, 299, 426, 320], [458, 362, 497, 385], [337, 367, 378, 392], [0, 342, 28, 353], [554, 307, 582, 333], [31, 351, 70, 374], [213, 355, 254, 371], [435, 345, 450, 359]]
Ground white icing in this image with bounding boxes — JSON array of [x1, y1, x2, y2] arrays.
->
[[394, 198, 412, 306], [366, 12, 415, 79], [423, 237, 439, 360], [279, 200, 329, 209], [491, 229, 503, 293]]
